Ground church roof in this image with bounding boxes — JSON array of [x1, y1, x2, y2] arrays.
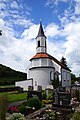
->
[[36, 21, 46, 38], [30, 53, 71, 71]]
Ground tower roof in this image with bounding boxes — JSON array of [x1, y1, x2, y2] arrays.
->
[[36, 21, 46, 38]]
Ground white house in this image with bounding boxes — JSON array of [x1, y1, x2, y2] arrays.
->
[[16, 21, 71, 90]]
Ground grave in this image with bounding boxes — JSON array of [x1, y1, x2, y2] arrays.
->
[[54, 86, 71, 106], [27, 86, 42, 101]]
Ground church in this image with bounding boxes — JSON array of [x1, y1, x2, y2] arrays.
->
[[16, 21, 71, 90]]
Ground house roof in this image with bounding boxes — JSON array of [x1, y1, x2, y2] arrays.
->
[[30, 53, 71, 71], [36, 21, 46, 38]]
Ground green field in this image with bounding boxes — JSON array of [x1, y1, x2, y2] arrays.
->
[[0, 92, 27, 102], [0, 85, 15, 88]]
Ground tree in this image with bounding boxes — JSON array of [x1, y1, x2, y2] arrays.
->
[[0, 93, 8, 120], [52, 75, 59, 89], [71, 73, 77, 84], [61, 57, 67, 67]]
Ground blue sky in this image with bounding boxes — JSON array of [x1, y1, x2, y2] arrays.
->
[[0, 0, 80, 76]]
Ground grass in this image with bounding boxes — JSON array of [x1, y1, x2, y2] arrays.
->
[[8, 92, 27, 102], [0, 85, 14, 88], [0, 92, 27, 103]]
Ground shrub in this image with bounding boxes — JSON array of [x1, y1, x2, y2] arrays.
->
[[46, 92, 53, 100], [75, 90, 79, 101], [18, 105, 26, 115], [0, 93, 8, 120], [7, 113, 25, 120], [42, 91, 47, 100], [71, 111, 80, 120], [27, 97, 42, 110]]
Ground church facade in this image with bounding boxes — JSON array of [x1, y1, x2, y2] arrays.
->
[[26, 22, 71, 90]]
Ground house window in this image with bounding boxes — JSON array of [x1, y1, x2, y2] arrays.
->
[[38, 41, 40, 47]]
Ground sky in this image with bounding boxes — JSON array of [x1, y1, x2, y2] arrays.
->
[[0, 0, 80, 76]]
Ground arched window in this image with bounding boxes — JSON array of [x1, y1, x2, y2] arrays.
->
[[45, 41, 46, 48], [38, 41, 40, 47]]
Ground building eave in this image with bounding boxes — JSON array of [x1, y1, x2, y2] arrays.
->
[[30, 53, 71, 72], [29, 66, 55, 70]]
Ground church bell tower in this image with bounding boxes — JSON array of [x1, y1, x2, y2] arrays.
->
[[36, 21, 47, 54]]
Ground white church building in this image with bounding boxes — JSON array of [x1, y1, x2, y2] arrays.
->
[[16, 22, 71, 90]]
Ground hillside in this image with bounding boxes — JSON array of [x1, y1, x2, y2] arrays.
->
[[0, 64, 27, 85]]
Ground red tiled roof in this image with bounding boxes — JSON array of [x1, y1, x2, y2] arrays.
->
[[30, 53, 49, 60], [30, 53, 71, 71]]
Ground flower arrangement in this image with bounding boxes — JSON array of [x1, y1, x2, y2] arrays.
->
[[7, 106, 18, 113], [7, 113, 25, 120]]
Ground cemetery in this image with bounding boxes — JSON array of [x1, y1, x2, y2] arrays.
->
[[0, 83, 79, 120]]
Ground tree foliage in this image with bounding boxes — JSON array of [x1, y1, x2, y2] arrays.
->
[[60, 57, 67, 67], [0, 64, 27, 85], [52, 76, 59, 89], [71, 73, 77, 84]]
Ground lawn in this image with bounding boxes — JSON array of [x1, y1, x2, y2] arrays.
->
[[8, 92, 27, 102], [0, 92, 27, 102]]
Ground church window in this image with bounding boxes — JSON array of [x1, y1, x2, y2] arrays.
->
[[50, 71, 54, 80], [38, 41, 40, 47], [45, 41, 46, 48]]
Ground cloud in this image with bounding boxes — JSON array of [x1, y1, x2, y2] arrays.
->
[[45, 23, 60, 37], [0, 0, 80, 77], [10, 1, 19, 9]]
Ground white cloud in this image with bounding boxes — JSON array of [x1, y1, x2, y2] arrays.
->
[[45, 23, 60, 37], [0, 18, 36, 72], [10, 1, 19, 9], [62, 22, 80, 76], [22, 24, 39, 39], [75, 1, 80, 14]]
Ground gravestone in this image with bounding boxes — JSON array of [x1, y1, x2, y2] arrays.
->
[[54, 87, 71, 106], [28, 86, 34, 91], [37, 85, 42, 92], [27, 91, 42, 101], [27, 86, 42, 101]]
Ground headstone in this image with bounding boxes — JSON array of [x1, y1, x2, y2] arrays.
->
[[59, 86, 66, 92], [37, 86, 42, 92], [27, 91, 42, 101], [54, 87, 71, 106], [28, 86, 34, 91]]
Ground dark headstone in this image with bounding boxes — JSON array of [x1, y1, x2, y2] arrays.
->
[[37, 86, 42, 92], [58, 92, 71, 105], [59, 86, 66, 92], [27, 91, 42, 101], [54, 87, 71, 106], [28, 86, 34, 91]]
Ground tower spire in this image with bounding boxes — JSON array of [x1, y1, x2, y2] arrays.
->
[[36, 20, 46, 38], [36, 21, 47, 53]]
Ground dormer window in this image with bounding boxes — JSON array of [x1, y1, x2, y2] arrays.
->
[[38, 41, 40, 47]]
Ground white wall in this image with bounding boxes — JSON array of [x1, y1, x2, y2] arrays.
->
[[30, 58, 54, 68], [29, 67, 55, 90], [15, 79, 33, 91], [61, 68, 71, 87]]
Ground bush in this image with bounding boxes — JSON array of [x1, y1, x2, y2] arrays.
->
[[72, 111, 80, 120], [0, 93, 8, 120], [27, 97, 42, 110], [46, 92, 53, 100], [18, 105, 26, 115], [8, 113, 25, 120], [42, 91, 47, 100], [75, 90, 79, 101]]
